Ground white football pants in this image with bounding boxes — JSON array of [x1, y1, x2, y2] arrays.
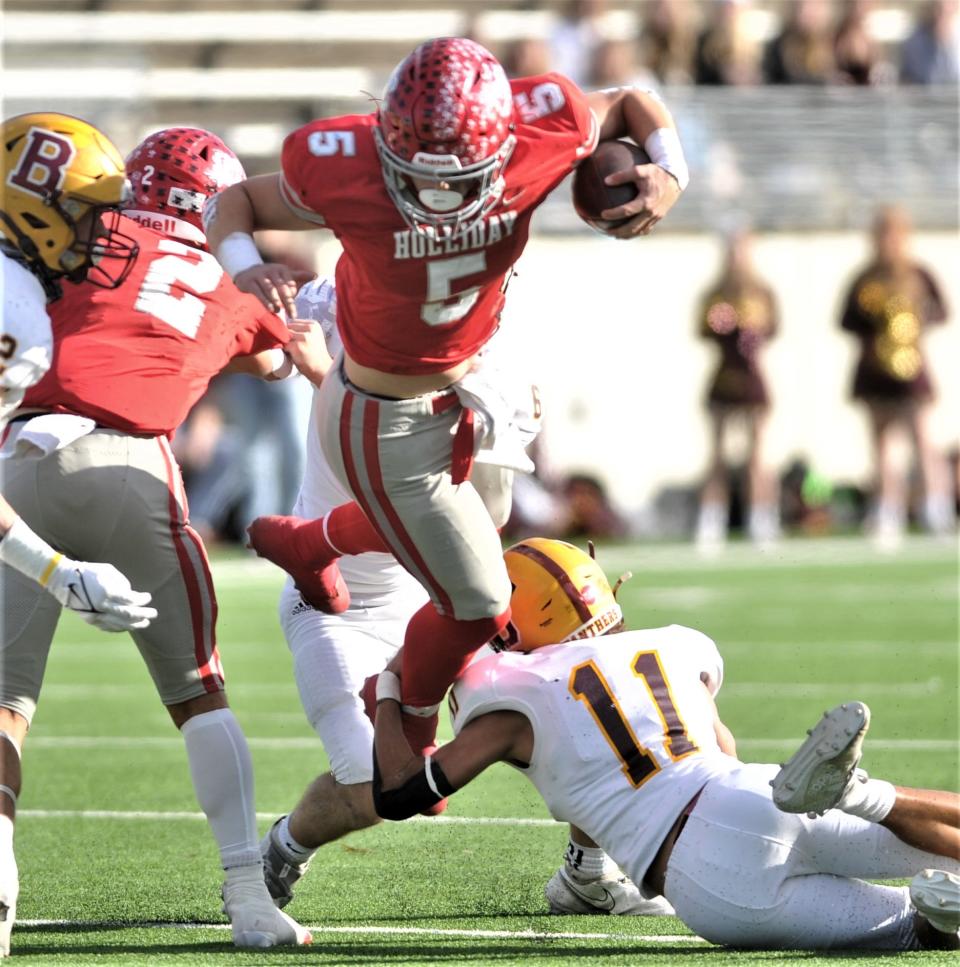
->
[[278, 579, 426, 784], [664, 763, 956, 950]]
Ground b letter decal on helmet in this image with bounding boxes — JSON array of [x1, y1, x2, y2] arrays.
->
[[7, 128, 76, 197]]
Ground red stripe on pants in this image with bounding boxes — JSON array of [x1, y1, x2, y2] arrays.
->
[[338, 389, 455, 616], [157, 438, 221, 693]]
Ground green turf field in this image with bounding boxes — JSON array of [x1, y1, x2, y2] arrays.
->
[[11, 536, 959, 965]]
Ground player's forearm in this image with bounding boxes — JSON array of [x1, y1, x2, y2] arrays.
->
[[203, 181, 258, 253], [373, 689, 421, 788], [0, 496, 17, 534], [593, 87, 677, 146]]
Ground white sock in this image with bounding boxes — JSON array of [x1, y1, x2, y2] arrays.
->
[[0, 815, 13, 857], [181, 708, 261, 870], [922, 494, 954, 535], [564, 839, 618, 880], [748, 503, 780, 543], [696, 502, 727, 544], [224, 863, 265, 889], [874, 500, 906, 533], [274, 814, 316, 863], [837, 770, 897, 823]]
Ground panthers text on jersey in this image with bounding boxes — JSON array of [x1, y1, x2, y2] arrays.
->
[[279, 73, 598, 376], [1, 251, 54, 420], [449, 625, 736, 894], [23, 217, 289, 436]]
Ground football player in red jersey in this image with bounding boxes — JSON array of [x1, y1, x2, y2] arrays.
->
[[205, 37, 690, 756], [1, 127, 318, 950]]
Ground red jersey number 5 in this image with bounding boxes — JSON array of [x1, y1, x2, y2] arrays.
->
[[134, 239, 224, 338]]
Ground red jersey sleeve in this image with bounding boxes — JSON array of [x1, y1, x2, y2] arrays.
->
[[280, 116, 376, 226], [512, 73, 599, 166]]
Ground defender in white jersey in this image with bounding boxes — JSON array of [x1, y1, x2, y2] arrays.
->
[[259, 280, 667, 916], [0, 111, 156, 960], [371, 539, 959, 951]]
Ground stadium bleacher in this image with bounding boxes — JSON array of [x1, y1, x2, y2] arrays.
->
[[3, 1, 955, 229]]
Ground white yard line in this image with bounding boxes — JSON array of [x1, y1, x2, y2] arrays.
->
[[206, 535, 956, 586], [18, 919, 707, 943], [18, 808, 560, 825], [24, 735, 955, 751], [722, 678, 945, 697], [36, 677, 954, 699]]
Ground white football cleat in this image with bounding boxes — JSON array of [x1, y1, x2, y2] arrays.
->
[[911, 869, 960, 936], [771, 701, 870, 815], [0, 853, 18, 959], [261, 817, 312, 909], [545, 867, 674, 916], [221, 876, 312, 948]]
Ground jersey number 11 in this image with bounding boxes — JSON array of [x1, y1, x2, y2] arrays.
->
[[570, 651, 699, 789]]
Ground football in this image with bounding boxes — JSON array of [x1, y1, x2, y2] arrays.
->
[[572, 139, 651, 234]]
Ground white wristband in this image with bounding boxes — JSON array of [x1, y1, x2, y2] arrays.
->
[[644, 128, 689, 192], [0, 516, 62, 586], [376, 670, 402, 704], [216, 232, 264, 280], [264, 348, 294, 381]]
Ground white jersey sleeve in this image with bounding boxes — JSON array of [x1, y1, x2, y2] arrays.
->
[[1, 253, 53, 418], [294, 277, 341, 356], [449, 627, 736, 894], [654, 624, 724, 697]]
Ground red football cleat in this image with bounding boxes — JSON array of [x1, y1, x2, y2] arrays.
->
[[247, 516, 349, 615]]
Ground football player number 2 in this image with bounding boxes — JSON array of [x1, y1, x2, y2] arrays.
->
[[570, 651, 698, 789], [134, 239, 224, 338]]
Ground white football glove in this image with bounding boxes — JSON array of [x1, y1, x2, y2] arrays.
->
[[45, 560, 157, 632]]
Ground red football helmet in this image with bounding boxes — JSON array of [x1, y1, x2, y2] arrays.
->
[[125, 127, 245, 246], [375, 37, 517, 236]]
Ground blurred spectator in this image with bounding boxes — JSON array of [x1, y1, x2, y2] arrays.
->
[[550, 0, 608, 86], [839, 205, 953, 545], [764, 0, 837, 84], [562, 473, 628, 539], [640, 0, 697, 85], [695, 0, 762, 86], [833, 0, 888, 85], [900, 0, 960, 85], [504, 435, 569, 539], [780, 458, 835, 534], [222, 238, 313, 526], [586, 38, 654, 88], [173, 377, 250, 545], [695, 229, 780, 549], [501, 37, 553, 80]]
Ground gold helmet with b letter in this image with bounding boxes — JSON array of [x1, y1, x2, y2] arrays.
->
[[1, 112, 137, 297], [492, 538, 624, 652]]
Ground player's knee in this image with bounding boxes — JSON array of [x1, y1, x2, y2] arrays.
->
[[450, 608, 512, 645], [312, 700, 377, 785], [0, 709, 28, 749], [450, 576, 513, 624], [167, 691, 229, 729]]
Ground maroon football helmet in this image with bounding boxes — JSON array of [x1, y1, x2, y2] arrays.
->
[[125, 127, 245, 246], [375, 38, 517, 236]]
